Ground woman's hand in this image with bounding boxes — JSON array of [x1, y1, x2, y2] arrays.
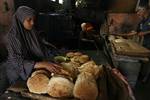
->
[[34, 61, 70, 76], [34, 61, 62, 73]]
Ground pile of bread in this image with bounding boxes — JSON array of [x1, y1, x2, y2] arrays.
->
[[27, 52, 103, 100]]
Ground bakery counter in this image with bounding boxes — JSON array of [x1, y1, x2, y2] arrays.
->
[[104, 35, 150, 87]]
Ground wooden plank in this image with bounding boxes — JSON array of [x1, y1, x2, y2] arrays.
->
[[7, 81, 76, 100], [7, 81, 28, 93], [111, 39, 150, 57], [21, 91, 76, 100]]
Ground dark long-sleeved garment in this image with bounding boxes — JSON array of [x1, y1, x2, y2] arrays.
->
[[137, 14, 150, 49], [5, 6, 56, 84]]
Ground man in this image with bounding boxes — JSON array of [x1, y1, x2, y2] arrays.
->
[[80, 23, 99, 41], [136, 5, 150, 82], [79, 22, 104, 50], [136, 5, 150, 49]]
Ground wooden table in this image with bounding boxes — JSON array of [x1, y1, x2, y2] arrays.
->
[[0, 81, 76, 100]]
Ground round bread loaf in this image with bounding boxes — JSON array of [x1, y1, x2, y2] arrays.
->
[[61, 62, 80, 79], [73, 72, 98, 100], [27, 73, 50, 94], [78, 55, 90, 64], [79, 61, 100, 79], [31, 70, 51, 77], [73, 52, 82, 56], [70, 56, 81, 64], [66, 52, 75, 58], [47, 76, 74, 98]]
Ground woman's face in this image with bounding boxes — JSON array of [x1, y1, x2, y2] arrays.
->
[[23, 16, 35, 30]]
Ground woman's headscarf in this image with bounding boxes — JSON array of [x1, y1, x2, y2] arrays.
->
[[8, 6, 44, 60]]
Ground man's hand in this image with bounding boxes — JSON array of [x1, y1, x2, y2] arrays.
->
[[138, 32, 146, 36], [127, 31, 137, 36]]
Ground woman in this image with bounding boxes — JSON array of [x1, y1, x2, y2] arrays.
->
[[5, 6, 62, 84]]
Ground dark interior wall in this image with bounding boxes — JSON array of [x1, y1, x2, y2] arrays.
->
[[75, 0, 105, 30], [1, 0, 147, 27], [140, 0, 148, 6], [103, 0, 138, 13], [14, 0, 62, 12], [14, 0, 33, 10], [100, 0, 148, 12], [0, 0, 14, 26], [0, 0, 14, 62], [63, 0, 75, 11]]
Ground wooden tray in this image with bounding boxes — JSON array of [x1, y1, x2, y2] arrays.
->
[[7, 81, 76, 100], [111, 39, 150, 57]]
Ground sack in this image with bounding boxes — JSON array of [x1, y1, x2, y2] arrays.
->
[[97, 66, 135, 100]]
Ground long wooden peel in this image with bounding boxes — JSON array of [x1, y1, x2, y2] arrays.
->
[[109, 30, 150, 36], [109, 31, 148, 45], [139, 36, 144, 45], [109, 31, 137, 37]]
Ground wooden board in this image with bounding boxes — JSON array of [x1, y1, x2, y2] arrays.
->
[[7, 81, 76, 100], [21, 91, 76, 100], [7, 81, 28, 93], [111, 39, 150, 57]]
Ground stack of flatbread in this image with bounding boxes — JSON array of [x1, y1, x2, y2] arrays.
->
[[27, 51, 104, 100], [112, 38, 150, 57]]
